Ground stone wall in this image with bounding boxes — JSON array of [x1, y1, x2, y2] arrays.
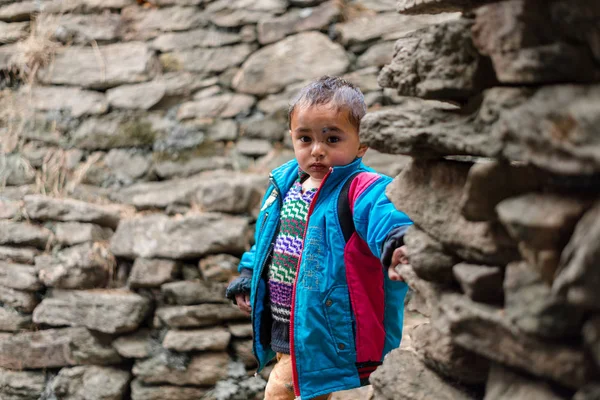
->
[[365, 0, 600, 399], [0, 0, 460, 399]]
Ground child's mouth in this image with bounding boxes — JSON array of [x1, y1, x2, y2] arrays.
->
[[309, 163, 327, 172]]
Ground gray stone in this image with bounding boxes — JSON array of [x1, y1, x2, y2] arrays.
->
[[207, 119, 239, 142], [162, 280, 227, 305], [355, 0, 396, 12], [360, 150, 410, 177], [460, 161, 548, 222], [403, 226, 458, 283], [54, 222, 113, 246], [397, 0, 493, 14], [199, 254, 240, 282], [160, 44, 253, 74], [0, 327, 121, 369], [0, 368, 45, 400], [71, 112, 166, 150], [51, 0, 134, 13], [229, 323, 253, 338], [0, 306, 32, 331], [364, 85, 600, 174], [163, 327, 231, 352], [379, 18, 496, 102], [153, 156, 234, 179], [232, 339, 256, 368], [412, 322, 489, 385], [0, 153, 35, 186], [133, 352, 229, 386], [35, 242, 111, 289], [53, 12, 122, 44], [112, 329, 154, 359], [240, 114, 285, 141], [388, 160, 519, 265], [51, 365, 131, 400], [128, 258, 180, 288], [256, 80, 306, 115], [0, 198, 20, 219], [152, 28, 241, 52], [0, 220, 51, 249], [25, 194, 120, 228], [206, 0, 287, 27], [33, 289, 150, 334], [38, 42, 158, 90], [554, 201, 600, 309], [473, 1, 600, 85], [106, 81, 166, 110], [398, 264, 445, 317], [0, 1, 36, 22], [130, 379, 207, 400], [583, 316, 600, 370], [0, 21, 28, 43], [342, 67, 381, 93], [574, 385, 600, 400], [0, 246, 38, 264], [159, 73, 219, 97], [257, 1, 340, 44], [0, 285, 38, 312], [335, 11, 459, 49], [122, 5, 208, 40], [0, 42, 16, 69], [453, 263, 503, 304], [235, 138, 273, 158], [155, 303, 248, 328], [497, 194, 590, 283], [356, 41, 394, 68], [371, 348, 475, 400], [0, 261, 41, 291], [484, 363, 568, 400], [110, 213, 249, 260], [233, 32, 350, 95], [436, 293, 597, 389], [177, 93, 255, 120], [104, 148, 151, 183]]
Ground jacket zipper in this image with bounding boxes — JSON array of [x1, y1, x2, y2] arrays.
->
[[290, 168, 332, 398], [252, 175, 282, 370]]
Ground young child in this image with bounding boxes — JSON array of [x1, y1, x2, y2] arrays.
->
[[226, 76, 412, 400]]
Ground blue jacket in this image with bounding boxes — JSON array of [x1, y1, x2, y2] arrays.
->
[[237, 157, 412, 399]]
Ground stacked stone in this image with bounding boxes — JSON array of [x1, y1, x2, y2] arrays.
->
[[0, 0, 460, 194], [0, 1, 462, 398], [363, 0, 600, 399]]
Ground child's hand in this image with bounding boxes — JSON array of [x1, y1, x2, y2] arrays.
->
[[388, 245, 409, 281], [235, 293, 251, 315]]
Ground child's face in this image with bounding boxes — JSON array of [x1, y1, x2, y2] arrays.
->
[[289, 104, 367, 181]]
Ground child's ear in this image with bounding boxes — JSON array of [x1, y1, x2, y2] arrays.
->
[[357, 143, 368, 157]]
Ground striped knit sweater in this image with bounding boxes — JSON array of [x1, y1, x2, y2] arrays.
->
[[268, 176, 317, 353]]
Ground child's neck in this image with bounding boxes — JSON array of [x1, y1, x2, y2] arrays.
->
[[302, 176, 322, 192]]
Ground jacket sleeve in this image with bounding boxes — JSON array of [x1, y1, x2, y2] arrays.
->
[[350, 173, 413, 264]]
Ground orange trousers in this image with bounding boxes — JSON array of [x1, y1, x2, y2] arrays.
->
[[264, 353, 333, 400]]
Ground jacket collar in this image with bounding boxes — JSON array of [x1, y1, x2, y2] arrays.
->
[[270, 157, 366, 195]]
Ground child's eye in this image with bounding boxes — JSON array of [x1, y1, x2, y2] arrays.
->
[[327, 136, 340, 143], [299, 136, 311, 143]]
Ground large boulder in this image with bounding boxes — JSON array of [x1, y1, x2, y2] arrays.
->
[[33, 289, 150, 334], [24, 195, 121, 229], [38, 42, 159, 89], [0, 327, 121, 369], [133, 352, 229, 386], [232, 32, 350, 95], [387, 159, 519, 265], [51, 366, 131, 400], [110, 213, 249, 259]]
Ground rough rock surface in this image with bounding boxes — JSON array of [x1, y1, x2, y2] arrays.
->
[[32, 289, 150, 334], [110, 213, 249, 259]]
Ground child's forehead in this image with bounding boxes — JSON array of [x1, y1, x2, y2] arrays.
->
[[294, 103, 352, 121]]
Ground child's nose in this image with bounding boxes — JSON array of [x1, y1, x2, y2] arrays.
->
[[311, 142, 325, 157]]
